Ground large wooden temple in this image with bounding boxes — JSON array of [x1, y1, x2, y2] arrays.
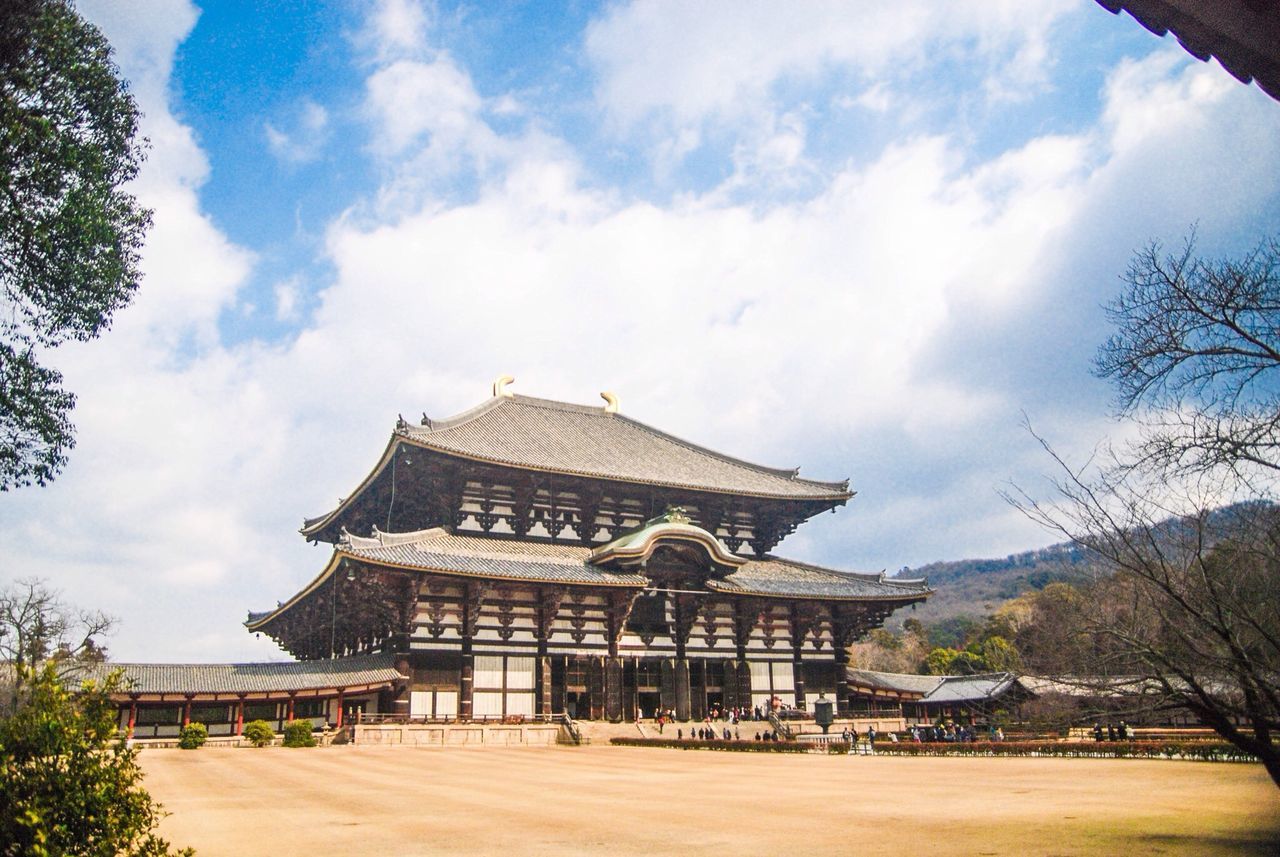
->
[[246, 378, 931, 723]]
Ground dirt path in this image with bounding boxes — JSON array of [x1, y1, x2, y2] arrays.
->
[[139, 745, 1279, 856]]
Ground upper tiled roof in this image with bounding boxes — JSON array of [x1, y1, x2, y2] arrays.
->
[[402, 394, 852, 500], [74, 653, 405, 696]]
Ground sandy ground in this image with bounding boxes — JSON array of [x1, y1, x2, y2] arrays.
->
[[138, 745, 1279, 857]]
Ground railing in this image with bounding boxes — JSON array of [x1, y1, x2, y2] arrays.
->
[[767, 711, 794, 740], [557, 712, 583, 745], [846, 708, 907, 720], [354, 712, 568, 726]]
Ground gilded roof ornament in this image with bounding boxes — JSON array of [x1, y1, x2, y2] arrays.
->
[[492, 374, 515, 398]]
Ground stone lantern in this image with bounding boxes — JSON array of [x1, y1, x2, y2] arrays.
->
[[813, 692, 834, 735]]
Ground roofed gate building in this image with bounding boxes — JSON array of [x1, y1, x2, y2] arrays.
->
[[248, 380, 931, 723]]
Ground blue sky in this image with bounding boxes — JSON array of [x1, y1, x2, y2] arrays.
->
[[2, 0, 1278, 662]]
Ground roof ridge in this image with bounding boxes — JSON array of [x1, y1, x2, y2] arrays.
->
[[849, 668, 943, 680], [97, 653, 395, 669], [753, 554, 886, 580], [416, 392, 851, 492]]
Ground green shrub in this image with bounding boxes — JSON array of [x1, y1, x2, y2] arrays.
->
[[282, 719, 317, 748], [607, 737, 1262, 763], [1, 663, 192, 855], [178, 722, 208, 750], [242, 720, 274, 747]]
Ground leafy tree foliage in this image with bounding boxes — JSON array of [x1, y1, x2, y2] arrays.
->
[[0, 663, 191, 856], [1, 577, 114, 713], [0, 0, 150, 489]]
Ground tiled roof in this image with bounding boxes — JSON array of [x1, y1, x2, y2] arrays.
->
[[402, 394, 852, 500], [924, 673, 1022, 703], [846, 669, 943, 696], [1096, 0, 1280, 101], [845, 669, 1027, 702], [710, 558, 930, 602], [340, 528, 926, 600], [340, 528, 650, 587], [74, 653, 405, 696], [251, 529, 930, 631]]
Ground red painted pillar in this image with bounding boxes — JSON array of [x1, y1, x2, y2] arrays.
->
[[183, 696, 192, 726], [235, 697, 245, 735], [335, 692, 345, 729], [127, 698, 137, 738], [287, 694, 296, 722]]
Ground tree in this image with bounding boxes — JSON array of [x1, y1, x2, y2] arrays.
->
[[1096, 232, 1280, 481], [0, 663, 191, 856], [0, 577, 114, 714], [0, 0, 151, 489], [1009, 232, 1280, 787]]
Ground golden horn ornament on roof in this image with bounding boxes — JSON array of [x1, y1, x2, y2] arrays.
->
[[492, 374, 515, 398]]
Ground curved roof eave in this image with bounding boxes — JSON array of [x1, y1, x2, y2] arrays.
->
[[703, 581, 931, 603]]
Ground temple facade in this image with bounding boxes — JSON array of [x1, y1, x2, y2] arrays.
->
[[247, 380, 931, 722]]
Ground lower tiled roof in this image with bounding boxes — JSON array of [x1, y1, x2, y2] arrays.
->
[[711, 557, 929, 601], [76, 653, 405, 696], [341, 528, 649, 586], [845, 668, 1029, 703]]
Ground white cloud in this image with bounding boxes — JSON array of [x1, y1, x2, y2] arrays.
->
[[360, 0, 434, 63], [584, 1, 1077, 135], [365, 57, 485, 157], [265, 100, 330, 163]]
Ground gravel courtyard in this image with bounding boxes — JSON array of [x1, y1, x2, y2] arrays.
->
[[139, 745, 1279, 856]]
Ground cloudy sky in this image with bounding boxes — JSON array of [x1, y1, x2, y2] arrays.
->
[[3, 0, 1278, 662]]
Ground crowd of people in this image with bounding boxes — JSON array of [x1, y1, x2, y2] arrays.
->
[[647, 704, 1021, 746], [1093, 721, 1135, 741]]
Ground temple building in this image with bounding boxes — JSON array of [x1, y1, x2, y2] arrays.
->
[[246, 378, 931, 723]]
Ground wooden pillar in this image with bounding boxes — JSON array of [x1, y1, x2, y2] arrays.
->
[[182, 696, 192, 727], [552, 656, 567, 715], [588, 656, 605, 720], [738, 661, 753, 712], [605, 657, 623, 722], [834, 640, 851, 716], [673, 659, 691, 721], [393, 654, 412, 718], [721, 660, 737, 712], [537, 655, 552, 716], [790, 604, 811, 711], [460, 582, 484, 721], [235, 697, 245, 735], [660, 658, 676, 716], [336, 692, 345, 729], [127, 697, 138, 738], [460, 655, 474, 720], [689, 659, 706, 721], [287, 694, 296, 722]]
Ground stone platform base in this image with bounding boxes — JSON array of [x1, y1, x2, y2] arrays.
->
[[352, 722, 566, 747]]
